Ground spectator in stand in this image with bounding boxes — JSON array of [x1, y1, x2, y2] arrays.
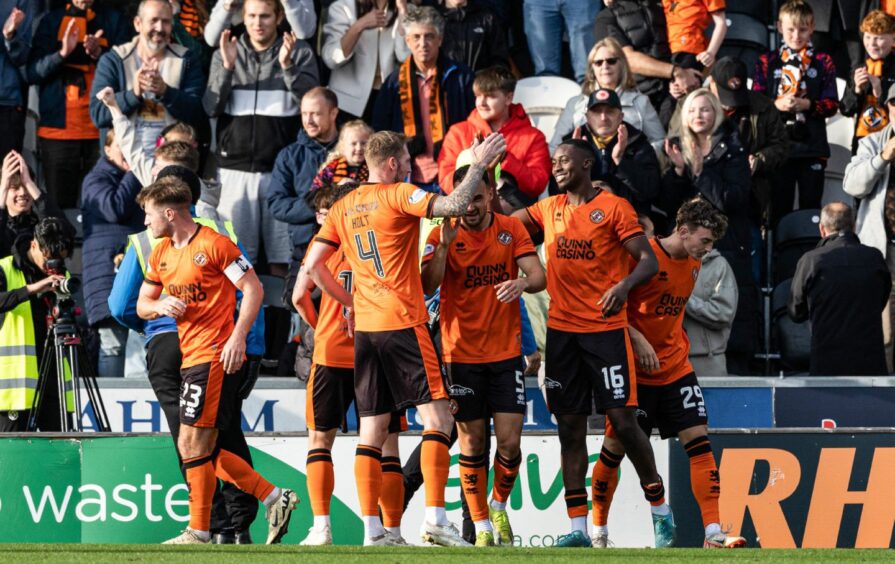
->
[[268, 87, 339, 303], [550, 37, 665, 154], [312, 119, 373, 190], [204, 0, 316, 46], [707, 57, 789, 231], [566, 88, 660, 216], [684, 247, 738, 376], [0, 151, 70, 259], [373, 6, 474, 192], [80, 128, 144, 378], [26, 0, 129, 210], [841, 10, 895, 154], [173, 0, 209, 39], [662, 0, 727, 71], [321, 0, 409, 122], [437, 66, 550, 208], [0, 0, 33, 158], [662, 88, 753, 373], [595, 0, 703, 113], [806, 0, 873, 79], [438, 0, 509, 72], [522, 0, 600, 83], [789, 202, 891, 376], [843, 82, 895, 372], [659, 56, 703, 135], [88, 0, 206, 157], [203, 0, 318, 271], [752, 0, 839, 227]]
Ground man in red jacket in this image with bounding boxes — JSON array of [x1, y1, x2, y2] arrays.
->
[[438, 66, 551, 209]]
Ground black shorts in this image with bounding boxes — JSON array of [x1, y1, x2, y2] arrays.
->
[[306, 364, 406, 432], [544, 328, 637, 416], [180, 359, 241, 429], [447, 358, 526, 422], [634, 372, 708, 439], [354, 324, 449, 417]]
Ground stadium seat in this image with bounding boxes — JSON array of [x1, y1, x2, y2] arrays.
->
[[724, 0, 773, 23], [715, 13, 771, 74], [513, 76, 581, 141], [772, 209, 821, 285], [771, 278, 811, 373]]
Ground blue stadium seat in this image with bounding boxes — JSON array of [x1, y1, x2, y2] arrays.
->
[[771, 278, 811, 373], [773, 209, 821, 285]]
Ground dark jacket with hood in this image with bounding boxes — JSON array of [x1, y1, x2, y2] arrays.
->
[[438, 3, 509, 72]]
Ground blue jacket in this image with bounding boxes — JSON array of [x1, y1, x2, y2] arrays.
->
[[0, 0, 33, 106], [267, 129, 335, 252], [81, 156, 144, 326], [107, 224, 265, 356], [372, 54, 475, 159], [89, 38, 206, 131], [25, 7, 130, 129]]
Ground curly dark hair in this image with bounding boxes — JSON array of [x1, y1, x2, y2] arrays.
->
[[34, 217, 75, 260], [675, 197, 728, 240]]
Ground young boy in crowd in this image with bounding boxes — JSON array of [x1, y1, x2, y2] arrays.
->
[[841, 10, 895, 153], [662, 0, 727, 70], [752, 0, 838, 226]]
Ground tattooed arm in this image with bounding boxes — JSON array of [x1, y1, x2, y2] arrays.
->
[[430, 133, 507, 217]]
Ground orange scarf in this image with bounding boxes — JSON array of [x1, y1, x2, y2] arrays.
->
[[398, 57, 446, 154], [857, 58, 890, 138], [777, 44, 813, 100]]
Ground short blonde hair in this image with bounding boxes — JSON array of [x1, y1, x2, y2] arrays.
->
[[364, 131, 406, 169], [778, 0, 814, 27]]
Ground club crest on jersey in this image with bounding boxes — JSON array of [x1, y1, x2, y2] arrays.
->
[[497, 230, 513, 245], [590, 209, 605, 224], [408, 188, 427, 204], [193, 252, 207, 266]]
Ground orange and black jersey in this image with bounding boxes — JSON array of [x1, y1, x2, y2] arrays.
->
[[315, 182, 437, 333], [145, 225, 251, 368], [525, 189, 644, 333], [312, 248, 354, 369], [627, 237, 700, 385], [422, 213, 537, 363]]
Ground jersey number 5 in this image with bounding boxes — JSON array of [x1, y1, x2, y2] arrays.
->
[[355, 230, 385, 278]]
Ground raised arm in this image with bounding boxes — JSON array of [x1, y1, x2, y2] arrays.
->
[[430, 133, 507, 217]]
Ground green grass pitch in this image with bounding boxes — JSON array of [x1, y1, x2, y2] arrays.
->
[[1, 545, 893, 563]]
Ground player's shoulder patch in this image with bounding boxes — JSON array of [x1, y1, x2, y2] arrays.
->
[[423, 243, 435, 255], [409, 187, 428, 205]]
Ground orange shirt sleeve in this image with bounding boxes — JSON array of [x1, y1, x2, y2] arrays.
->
[[145, 245, 162, 286], [524, 199, 547, 230], [613, 198, 644, 245], [705, 0, 725, 12], [211, 234, 252, 285], [511, 217, 537, 260], [421, 225, 442, 264], [315, 212, 342, 247], [394, 182, 437, 218]]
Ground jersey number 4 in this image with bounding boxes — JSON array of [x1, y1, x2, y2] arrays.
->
[[355, 230, 385, 278]]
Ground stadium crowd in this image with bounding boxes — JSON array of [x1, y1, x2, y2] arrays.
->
[[1, 0, 895, 550]]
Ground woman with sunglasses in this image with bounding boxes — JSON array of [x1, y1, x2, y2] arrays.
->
[[550, 37, 666, 153]]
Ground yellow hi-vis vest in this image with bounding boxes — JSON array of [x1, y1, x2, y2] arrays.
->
[[128, 219, 238, 274], [0, 256, 74, 413]]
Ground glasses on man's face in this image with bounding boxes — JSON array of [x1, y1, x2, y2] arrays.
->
[[593, 57, 619, 68]]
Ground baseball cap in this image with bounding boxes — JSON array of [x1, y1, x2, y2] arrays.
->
[[587, 88, 622, 110], [711, 57, 749, 107]]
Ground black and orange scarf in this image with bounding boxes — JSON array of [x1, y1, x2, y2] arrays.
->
[[398, 56, 447, 156], [777, 43, 813, 100], [57, 4, 107, 95], [312, 156, 369, 191], [857, 58, 890, 138]]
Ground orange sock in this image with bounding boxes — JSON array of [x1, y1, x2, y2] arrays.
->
[[421, 431, 451, 508], [491, 452, 521, 504], [379, 456, 405, 528], [213, 448, 275, 501], [641, 478, 666, 507], [459, 453, 489, 522], [307, 448, 334, 517], [592, 446, 623, 526], [685, 436, 720, 526], [355, 445, 382, 516], [564, 488, 589, 519], [184, 456, 216, 532]]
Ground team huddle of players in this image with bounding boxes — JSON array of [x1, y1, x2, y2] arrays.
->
[[136, 126, 748, 548]]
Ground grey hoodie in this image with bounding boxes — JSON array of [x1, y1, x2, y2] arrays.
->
[[684, 249, 738, 364]]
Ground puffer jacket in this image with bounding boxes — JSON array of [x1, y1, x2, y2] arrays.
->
[[684, 249, 738, 359], [437, 103, 550, 198]]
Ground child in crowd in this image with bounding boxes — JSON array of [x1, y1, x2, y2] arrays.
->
[[841, 10, 895, 153], [752, 0, 838, 226], [311, 120, 372, 191], [662, 0, 727, 70]]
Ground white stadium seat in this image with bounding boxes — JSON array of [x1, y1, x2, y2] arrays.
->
[[513, 76, 581, 142]]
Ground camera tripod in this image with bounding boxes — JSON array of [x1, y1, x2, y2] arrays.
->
[[27, 308, 110, 432]]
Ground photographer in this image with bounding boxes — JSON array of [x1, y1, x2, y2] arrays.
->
[[0, 217, 75, 432]]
